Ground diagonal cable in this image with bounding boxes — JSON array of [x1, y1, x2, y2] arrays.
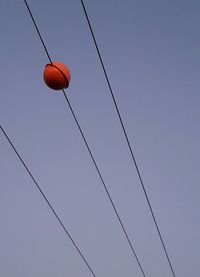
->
[[80, 1, 176, 277], [0, 125, 97, 277], [23, 0, 146, 276], [62, 90, 146, 277]]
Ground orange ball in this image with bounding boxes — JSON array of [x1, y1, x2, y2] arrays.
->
[[43, 62, 71, 90]]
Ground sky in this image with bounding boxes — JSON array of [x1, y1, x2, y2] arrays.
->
[[1, 0, 200, 276]]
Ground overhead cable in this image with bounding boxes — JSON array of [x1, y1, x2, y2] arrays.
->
[[0, 125, 97, 277], [80, 1, 176, 277]]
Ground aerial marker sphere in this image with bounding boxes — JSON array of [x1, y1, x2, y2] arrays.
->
[[43, 62, 71, 90]]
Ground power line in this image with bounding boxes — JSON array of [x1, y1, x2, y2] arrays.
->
[[80, 1, 176, 277], [23, 0, 52, 64], [0, 125, 97, 277], [23, 1, 146, 276], [62, 90, 146, 277]]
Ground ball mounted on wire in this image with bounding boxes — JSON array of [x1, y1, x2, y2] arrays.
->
[[43, 62, 71, 90]]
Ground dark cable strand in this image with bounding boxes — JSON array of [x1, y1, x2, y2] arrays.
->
[[62, 90, 146, 277], [80, 1, 176, 277], [0, 125, 97, 277], [22, 1, 147, 276], [23, 0, 52, 64]]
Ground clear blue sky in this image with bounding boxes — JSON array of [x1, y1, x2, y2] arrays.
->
[[1, 0, 200, 276]]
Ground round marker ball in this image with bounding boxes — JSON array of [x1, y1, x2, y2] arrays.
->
[[43, 62, 71, 90]]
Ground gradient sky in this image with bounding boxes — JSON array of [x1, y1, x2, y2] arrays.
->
[[1, 1, 200, 276]]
